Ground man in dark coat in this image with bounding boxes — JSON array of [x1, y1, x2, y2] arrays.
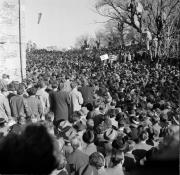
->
[[79, 79, 94, 106], [51, 83, 70, 126], [10, 86, 31, 121]]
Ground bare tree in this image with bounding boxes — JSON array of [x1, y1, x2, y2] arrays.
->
[[94, 20, 128, 49], [141, 0, 180, 58], [75, 34, 90, 49], [95, 0, 180, 58], [95, 0, 144, 33]]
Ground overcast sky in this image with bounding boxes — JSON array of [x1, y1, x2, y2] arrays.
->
[[25, 0, 106, 49]]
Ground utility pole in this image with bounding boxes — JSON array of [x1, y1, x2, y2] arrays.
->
[[18, 0, 23, 81], [178, 31, 180, 67]]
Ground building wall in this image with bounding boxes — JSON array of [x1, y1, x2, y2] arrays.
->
[[0, 0, 26, 82]]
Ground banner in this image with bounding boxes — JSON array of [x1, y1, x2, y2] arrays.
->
[[109, 55, 118, 61], [100, 54, 109, 61]]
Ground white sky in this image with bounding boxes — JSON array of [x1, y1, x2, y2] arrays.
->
[[25, 0, 107, 49]]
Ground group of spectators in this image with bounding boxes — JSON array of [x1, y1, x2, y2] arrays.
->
[[0, 49, 179, 175]]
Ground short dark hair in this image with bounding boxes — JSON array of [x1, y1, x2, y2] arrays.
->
[[86, 103, 93, 111], [82, 130, 94, 144], [89, 152, 104, 170], [93, 99, 101, 108], [139, 131, 149, 141], [17, 87, 24, 95], [51, 83, 58, 89], [126, 140, 135, 152], [27, 87, 37, 96], [0, 124, 58, 174], [58, 82, 64, 90], [39, 81, 46, 88], [111, 151, 124, 166]]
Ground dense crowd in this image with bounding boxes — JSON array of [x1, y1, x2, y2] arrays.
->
[[0, 49, 179, 175]]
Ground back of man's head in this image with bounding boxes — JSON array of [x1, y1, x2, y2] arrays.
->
[[70, 136, 81, 150], [139, 131, 149, 141], [89, 152, 105, 170], [58, 82, 64, 91], [70, 81, 77, 89], [0, 124, 58, 174], [39, 81, 46, 89]]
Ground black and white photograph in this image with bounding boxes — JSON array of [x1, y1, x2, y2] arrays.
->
[[0, 0, 179, 174]]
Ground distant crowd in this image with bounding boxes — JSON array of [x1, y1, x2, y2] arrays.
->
[[0, 49, 179, 175]]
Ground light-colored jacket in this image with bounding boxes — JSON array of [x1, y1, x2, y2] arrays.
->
[[36, 88, 50, 114], [69, 88, 83, 112], [63, 80, 72, 93], [0, 93, 11, 120]]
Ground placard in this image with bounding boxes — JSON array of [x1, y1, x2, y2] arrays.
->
[[100, 54, 109, 61]]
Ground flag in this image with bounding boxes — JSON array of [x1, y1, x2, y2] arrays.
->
[[38, 13, 42, 24]]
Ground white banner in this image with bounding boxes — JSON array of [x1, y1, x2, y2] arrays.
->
[[100, 54, 109, 61], [109, 55, 118, 61]]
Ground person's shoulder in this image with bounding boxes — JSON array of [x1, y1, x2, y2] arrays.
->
[[78, 164, 98, 175], [73, 149, 89, 159], [10, 95, 18, 101], [135, 142, 152, 150], [125, 152, 135, 159], [50, 90, 57, 96], [0, 94, 6, 100], [60, 91, 69, 97]]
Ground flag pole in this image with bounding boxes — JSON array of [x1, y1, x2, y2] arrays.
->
[[18, 0, 23, 82]]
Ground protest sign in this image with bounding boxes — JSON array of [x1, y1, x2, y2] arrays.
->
[[100, 54, 109, 61], [109, 55, 118, 61]]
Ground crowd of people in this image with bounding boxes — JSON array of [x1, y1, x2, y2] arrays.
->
[[0, 48, 179, 175]]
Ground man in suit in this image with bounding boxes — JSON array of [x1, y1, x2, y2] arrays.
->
[[133, 131, 152, 163], [123, 140, 136, 172], [10, 86, 31, 122], [79, 79, 94, 106], [51, 83, 70, 127], [67, 137, 89, 175], [36, 81, 50, 116], [26, 87, 43, 122]]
